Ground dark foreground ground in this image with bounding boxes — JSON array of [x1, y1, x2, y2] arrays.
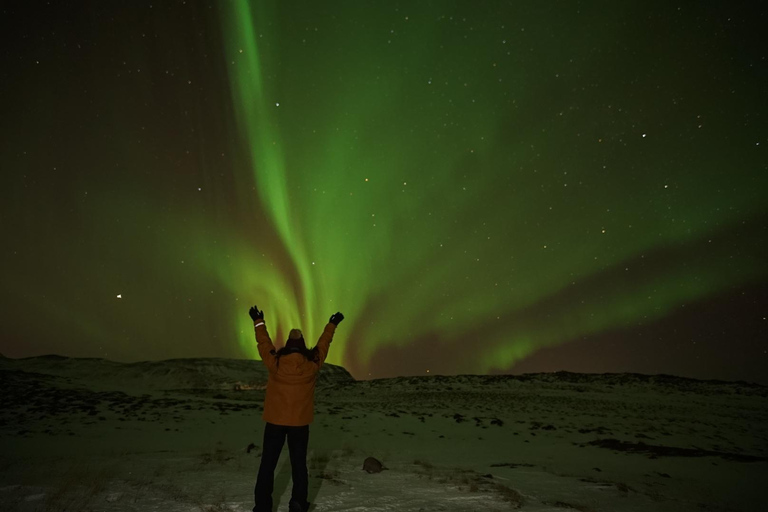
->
[[1, 357, 766, 511]]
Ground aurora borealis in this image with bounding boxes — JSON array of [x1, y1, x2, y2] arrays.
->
[[2, 1, 766, 383]]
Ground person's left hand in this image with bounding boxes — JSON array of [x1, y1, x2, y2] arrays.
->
[[249, 305, 264, 321], [329, 312, 344, 325]]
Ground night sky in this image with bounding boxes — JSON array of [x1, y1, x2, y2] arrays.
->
[[2, 1, 766, 383]]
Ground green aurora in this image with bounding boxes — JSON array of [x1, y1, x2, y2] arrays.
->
[[218, 0, 766, 373], [2, 1, 766, 381]]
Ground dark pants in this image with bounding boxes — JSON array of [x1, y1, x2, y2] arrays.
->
[[253, 422, 310, 512]]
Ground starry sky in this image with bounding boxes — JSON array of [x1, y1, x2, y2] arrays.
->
[[2, 1, 766, 383]]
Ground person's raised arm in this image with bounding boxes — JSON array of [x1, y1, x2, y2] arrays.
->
[[249, 305, 277, 372], [315, 312, 344, 367]]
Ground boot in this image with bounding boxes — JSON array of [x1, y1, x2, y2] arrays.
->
[[288, 499, 310, 512]]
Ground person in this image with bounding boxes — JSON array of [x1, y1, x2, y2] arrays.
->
[[249, 304, 344, 512]]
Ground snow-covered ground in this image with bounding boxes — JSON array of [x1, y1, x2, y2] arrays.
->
[[0, 356, 765, 511]]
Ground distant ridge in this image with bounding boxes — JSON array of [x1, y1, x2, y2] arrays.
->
[[3, 355, 763, 397], [29, 354, 68, 361], [517, 370, 767, 389], [0, 355, 355, 391], [357, 371, 768, 397]]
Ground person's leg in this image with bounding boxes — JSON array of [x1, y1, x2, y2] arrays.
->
[[286, 425, 310, 510], [254, 422, 287, 512]]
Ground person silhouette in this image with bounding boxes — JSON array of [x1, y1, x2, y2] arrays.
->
[[249, 305, 344, 512]]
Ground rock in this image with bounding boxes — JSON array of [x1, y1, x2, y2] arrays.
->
[[362, 456, 386, 473]]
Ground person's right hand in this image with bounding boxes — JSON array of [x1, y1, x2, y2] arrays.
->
[[249, 305, 264, 321], [329, 312, 344, 325]]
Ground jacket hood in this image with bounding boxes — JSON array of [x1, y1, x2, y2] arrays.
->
[[277, 350, 313, 375]]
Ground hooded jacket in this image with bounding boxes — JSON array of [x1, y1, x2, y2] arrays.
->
[[254, 321, 336, 426]]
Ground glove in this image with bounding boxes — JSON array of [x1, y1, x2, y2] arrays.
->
[[249, 305, 264, 322], [329, 312, 344, 325]]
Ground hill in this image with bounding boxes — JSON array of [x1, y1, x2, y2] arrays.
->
[[0, 354, 354, 391]]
